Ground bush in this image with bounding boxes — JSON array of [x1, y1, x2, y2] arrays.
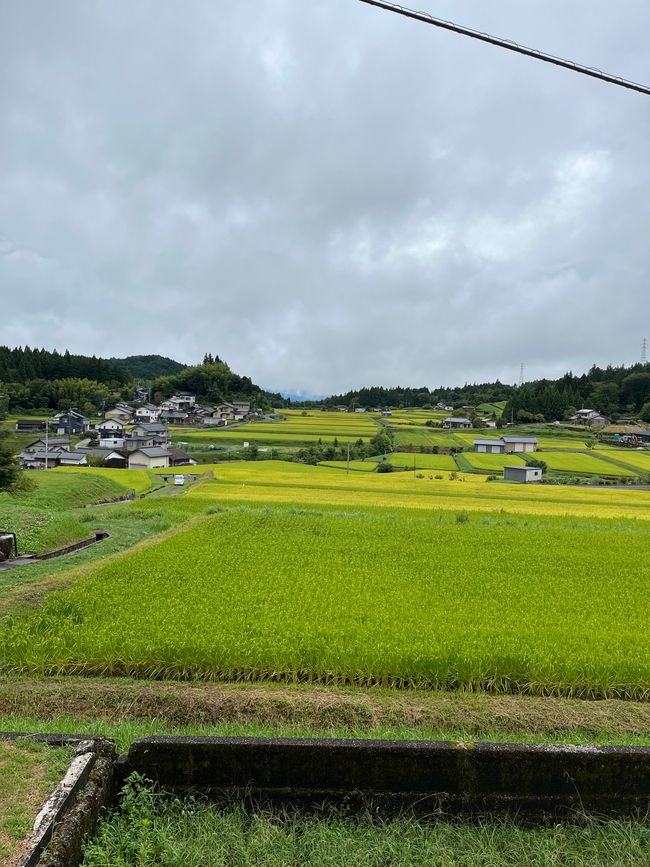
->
[[456, 511, 469, 524], [376, 462, 394, 473]]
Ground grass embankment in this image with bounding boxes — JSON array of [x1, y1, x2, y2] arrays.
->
[[2, 502, 649, 698], [0, 471, 139, 555], [0, 738, 71, 864], [83, 778, 650, 867], [2, 679, 650, 750]]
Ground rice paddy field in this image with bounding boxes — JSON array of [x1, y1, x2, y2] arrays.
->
[[3, 461, 650, 699], [461, 452, 526, 471], [318, 460, 377, 472], [369, 452, 458, 471], [535, 452, 636, 477], [173, 409, 379, 447]]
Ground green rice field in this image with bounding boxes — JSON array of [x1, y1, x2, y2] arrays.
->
[[370, 452, 458, 471], [462, 453, 526, 471], [318, 460, 377, 472], [3, 467, 650, 698], [536, 452, 636, 477]]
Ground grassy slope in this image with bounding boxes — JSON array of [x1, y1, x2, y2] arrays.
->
[[0, 471, 135, 555], [0, 739, 71, 863]]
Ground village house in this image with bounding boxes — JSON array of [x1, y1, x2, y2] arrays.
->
[[96, 418, 126, 434], [99, 434, 125, 449], [52, 410, 89, 436], [354, 407, 367, 413], [443, 416, 472, 430], [167, 447, 198, 467], [381, 410, 392, 417], [130, 422, 170, 443], [105, 407, 132, 422], [127, 447, 171, 470], [161, 392, 196, 411], [133, 404, 161, 423], [23, 437, 71, 453], [159, 410, 189, 424], [569, 408, 609, 427], [18, 448, 87, 469], [76, 447, 126, 468]]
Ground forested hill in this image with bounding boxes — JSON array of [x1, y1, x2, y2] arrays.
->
[[108, 355, 186, 380], [0, 346, 129, 385], [322, 382, 513, 411], [320, 363, 650, 422]]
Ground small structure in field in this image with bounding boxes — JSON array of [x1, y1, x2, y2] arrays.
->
[[501, 436, 538, 453], [474, 438, 505, 454], [504, 465, 543, 483]]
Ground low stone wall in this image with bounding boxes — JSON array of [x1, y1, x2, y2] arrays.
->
[[120, 736, 650, 819], [0, 734, 115, 867]]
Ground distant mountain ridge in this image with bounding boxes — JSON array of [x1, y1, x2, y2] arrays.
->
[[108, 355, 187, 380]]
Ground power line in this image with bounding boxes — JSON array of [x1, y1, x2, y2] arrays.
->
[[358, 0, 650, 97]]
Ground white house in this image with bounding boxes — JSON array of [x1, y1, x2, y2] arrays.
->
[[134, 404, 161, 423], [569, 409, 609, 427], [105, 408, 132, 422], [127, 447, 171, 470], [97, 418, 126, 434], [99, 435, 125, 449]]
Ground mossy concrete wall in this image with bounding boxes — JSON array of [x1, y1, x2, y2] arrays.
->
[[121, 736, 650, 818]]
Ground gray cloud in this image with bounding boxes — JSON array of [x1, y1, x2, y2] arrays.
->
[[1, 0, 649, 394]]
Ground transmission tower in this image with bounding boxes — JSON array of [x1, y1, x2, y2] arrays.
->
[[518, 363, 525, 387], [642, 337, 648, 365]]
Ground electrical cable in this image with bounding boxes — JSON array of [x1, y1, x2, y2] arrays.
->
[[358, 0, 650, 96]]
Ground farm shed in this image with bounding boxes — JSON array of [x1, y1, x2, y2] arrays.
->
[[501, 436, 538, 453], [127, 447, 171, 470], [504, 465, 542, 483], [443, 417, 472, 429], [14, 418, 48, 432], [473, 438, 505, 454]]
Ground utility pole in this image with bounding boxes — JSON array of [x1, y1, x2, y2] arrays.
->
[[346, 442, 350, 475], [44, 417, 49, 470]]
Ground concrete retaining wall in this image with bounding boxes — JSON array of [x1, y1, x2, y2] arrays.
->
[[120, 736, 650, 818]]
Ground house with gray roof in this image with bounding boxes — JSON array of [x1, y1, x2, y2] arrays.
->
[[443, 417, 472, 429]]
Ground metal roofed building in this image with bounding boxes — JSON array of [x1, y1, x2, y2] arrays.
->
[[504, 465, 543, 483]]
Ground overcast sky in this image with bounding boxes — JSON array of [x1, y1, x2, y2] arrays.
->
[[1, 1, 649, 396]]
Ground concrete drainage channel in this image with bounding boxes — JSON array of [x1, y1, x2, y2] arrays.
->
[[3, 733, 650, 866], [0, 532, 111, 571]]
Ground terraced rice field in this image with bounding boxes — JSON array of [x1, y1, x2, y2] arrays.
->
[[536, 452, 636, 477], [462, 453, 526, 471], [176, 411, 377, 446], [370, 453, 458, 471], [393, 428, 464, 448], [3, 485, 650, 698], [595, 448, 650, 474], [318, 460, 377, 472]]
